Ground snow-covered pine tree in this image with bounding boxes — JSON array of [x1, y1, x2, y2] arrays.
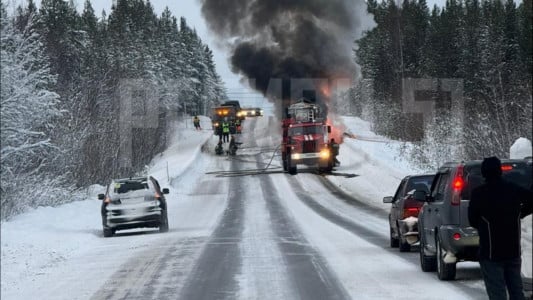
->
[[1, 5, 66, 219]]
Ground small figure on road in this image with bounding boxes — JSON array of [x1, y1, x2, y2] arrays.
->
[[193, 115, 201, 130], [330, 138, 340, 166], [235, 118, 242, 134], [215, 140, 224, 155], [221, 118, 230, 143], [228, 135, 241, 156], [468, 156, 532, 300]]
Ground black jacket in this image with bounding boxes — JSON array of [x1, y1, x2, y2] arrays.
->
[[468, 178, 532, 261]]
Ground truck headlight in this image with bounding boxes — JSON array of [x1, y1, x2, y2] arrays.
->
[[293, 153, 301, 160], [320, 149, 330, 159]]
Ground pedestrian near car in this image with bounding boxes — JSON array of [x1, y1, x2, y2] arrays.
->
[[468, 156, 533, 300]]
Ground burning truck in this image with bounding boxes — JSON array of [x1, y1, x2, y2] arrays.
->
[[281, 99, 334, 175]]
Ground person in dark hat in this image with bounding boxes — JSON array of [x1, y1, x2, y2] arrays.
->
[[468, 156, 532, 300]]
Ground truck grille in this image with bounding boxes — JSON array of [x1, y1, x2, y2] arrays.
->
[[303, 141, 317, 153]]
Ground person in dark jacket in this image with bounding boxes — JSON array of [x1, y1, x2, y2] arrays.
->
[[468, 156, 532, 300]]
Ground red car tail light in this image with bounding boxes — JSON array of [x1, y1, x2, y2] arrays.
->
[[453, 233, 461, 240], [501, 165, 513, 171], [451, 165, 464, 206], [403, 207, 420, 218]]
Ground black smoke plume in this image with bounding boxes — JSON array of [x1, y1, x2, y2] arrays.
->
[[201, 0, 371, 113]]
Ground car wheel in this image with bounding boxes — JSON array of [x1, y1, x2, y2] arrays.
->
[[390, 227, 399, 248], [419, 232, 437, 272], [436, 236, 456, 280], [103, 227, 114, 238], [287, 151, 297, 175], [159, 212, 169, 233]]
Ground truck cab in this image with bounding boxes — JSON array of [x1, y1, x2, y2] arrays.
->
[[281, 100, 333, 174]]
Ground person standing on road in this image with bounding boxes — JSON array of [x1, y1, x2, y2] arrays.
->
[[468, 156, 532, 300], [330, 138, 340, 166], [193, 115, 201, 130], [221, 119, 230, 143]]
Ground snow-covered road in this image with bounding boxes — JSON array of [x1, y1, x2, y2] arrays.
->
[[1, 115, 498, 299]]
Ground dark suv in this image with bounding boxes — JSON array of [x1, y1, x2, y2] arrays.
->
[[98, 176, 170, 237], [384, 174, 435, 252], [414, 159, 532, 280]]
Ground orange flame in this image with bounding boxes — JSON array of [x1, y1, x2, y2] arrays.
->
[[326, 117, 346, 144]]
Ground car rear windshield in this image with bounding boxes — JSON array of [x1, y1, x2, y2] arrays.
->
[[113, 181, 148, 194], [405, 175, 434, 194], [462, 162, 532, 199]]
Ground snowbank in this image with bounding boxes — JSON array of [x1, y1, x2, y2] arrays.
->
[[510, 137, 532, 159]]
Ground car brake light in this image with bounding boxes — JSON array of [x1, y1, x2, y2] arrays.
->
[[453, 177, 464, 189], [403, 207, 420, 218], [453, 233, 461, 240], [501, 165, 513, 171], [451, 165, 464, 206]]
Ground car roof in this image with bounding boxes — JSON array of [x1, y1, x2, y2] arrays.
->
[[114, 176, 148, 183], [404, 174, 435, 180], [439, 159, 530, 171]]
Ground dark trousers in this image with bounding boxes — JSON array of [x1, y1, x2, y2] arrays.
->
[[222, 133, 229, 142], [479, 258, 525, 300]]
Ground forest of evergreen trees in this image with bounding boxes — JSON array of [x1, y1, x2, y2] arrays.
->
[[353, 0, 532, 168], [0, 0, 226, 219]]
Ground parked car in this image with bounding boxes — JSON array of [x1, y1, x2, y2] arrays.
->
[[414, 159, 532, 280], [98, 176, 170, 237], [383, 174, 435, 252]]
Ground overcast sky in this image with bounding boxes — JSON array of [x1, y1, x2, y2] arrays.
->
[[7, 0, 446, 108]]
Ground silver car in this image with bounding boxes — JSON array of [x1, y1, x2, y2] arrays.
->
[[98, 176, 169, 237]]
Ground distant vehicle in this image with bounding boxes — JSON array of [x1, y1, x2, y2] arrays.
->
[[98, 176, 170, 237], [222, 100, 245, 120], [211, 105, 238, 134], [414, 159, 532, 280], [242, 107, 263, 117], [383, 174, 435, 252]]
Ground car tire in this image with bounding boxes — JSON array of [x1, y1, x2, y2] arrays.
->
[[390, 227, 399, 248], [103, 227, 114, 238], [436, 236, 456, 280], [287, 150, 297, 175], [159, 211, 169, 233], [419, 232, 437, 272]]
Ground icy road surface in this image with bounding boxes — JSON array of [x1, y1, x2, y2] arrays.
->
[[1, 116, 489, 299]]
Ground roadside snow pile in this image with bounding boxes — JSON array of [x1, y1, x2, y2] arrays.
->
[[326, 116, 425, 212], [510, 137, 532, 159]]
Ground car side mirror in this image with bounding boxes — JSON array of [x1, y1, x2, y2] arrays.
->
[[162, 188, 169, 194], [382, 196, 394, 203], [413, 190, 427, 202], [97, 194, 105, 200]]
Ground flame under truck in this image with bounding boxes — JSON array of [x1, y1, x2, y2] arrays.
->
[[281, 100, 333, 175]]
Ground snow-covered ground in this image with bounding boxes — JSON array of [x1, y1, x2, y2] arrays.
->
[[1, 114, 531, 299]]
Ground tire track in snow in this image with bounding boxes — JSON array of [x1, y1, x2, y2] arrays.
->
[[89, 237, 205, 300], [177, 158, 245, 300], [248, 117, 350, 300]]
